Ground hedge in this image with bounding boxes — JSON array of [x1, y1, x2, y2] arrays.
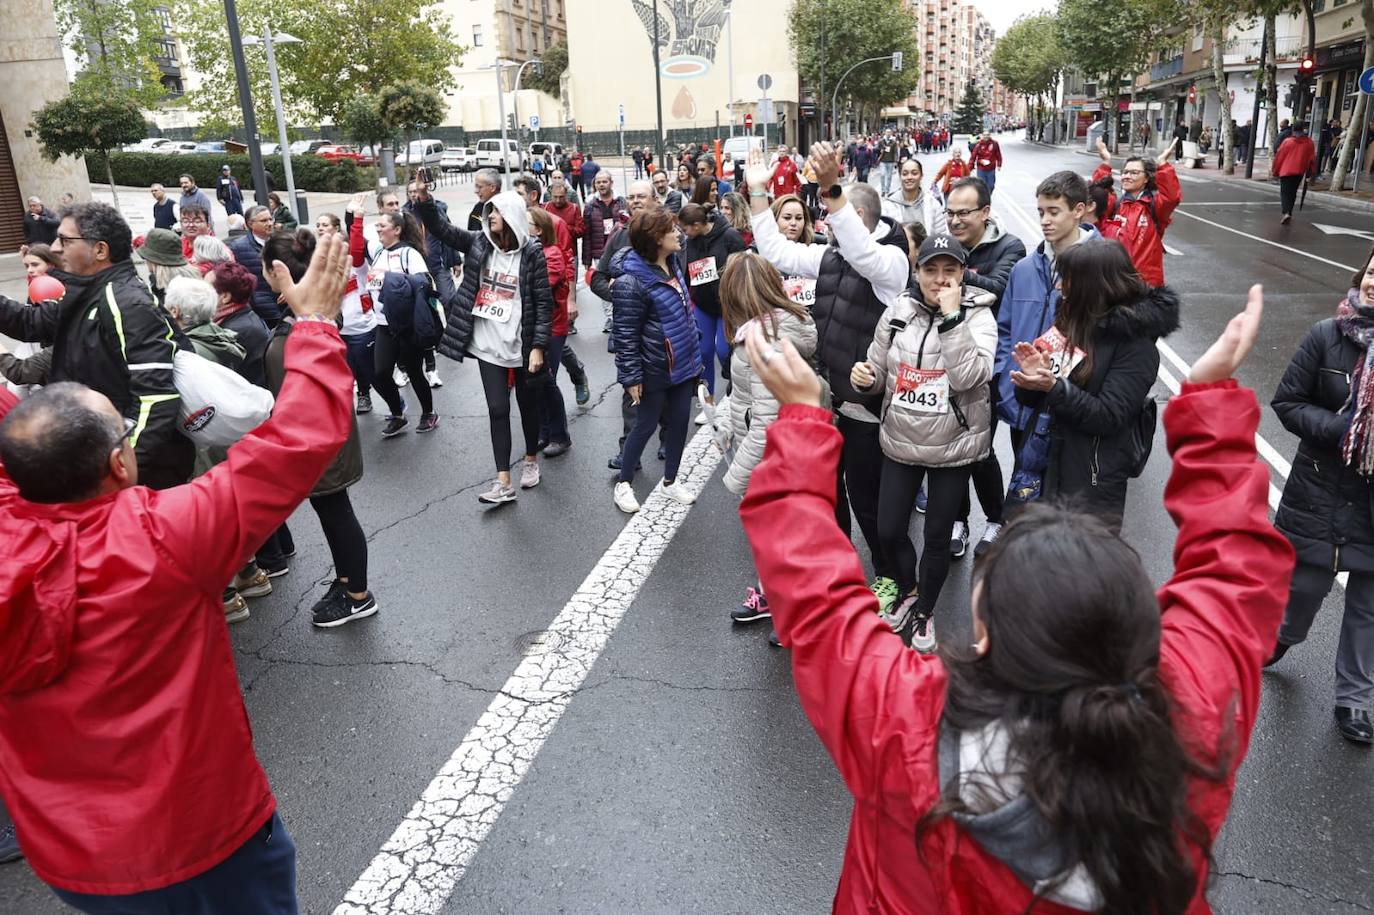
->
[[91, 152, 378, 194]]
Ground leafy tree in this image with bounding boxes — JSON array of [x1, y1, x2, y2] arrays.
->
[[32, 88, 147, 206], [1331, 0, 1374, 190], [54, 0, 170, 108], [951, 83, 986, 136], [526, 40, 568, 97], [339, 95, 393, 162], [1057, 0, 1187, 150], [378, 81, 445, 181], [991, 13, 1066, 136], [172, 0, 463, 134], [788, 0, 921, 134]]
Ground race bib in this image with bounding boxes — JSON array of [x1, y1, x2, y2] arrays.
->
[[892, 364, 949, 414], [604, 218, 615, 235], [783, 276, 816, 306], [366, 264, 386, 294], [474, 270, 518, 323], [688, 257, 719, 286], [1033, 326, 1086, 378]]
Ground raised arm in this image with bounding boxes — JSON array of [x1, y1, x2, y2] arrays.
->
[[0, 294, 62, 346], [1152, 162, 1182, 227], [411, 184, 477, 255]]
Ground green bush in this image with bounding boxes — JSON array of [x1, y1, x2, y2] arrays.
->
[[92, 152, 378, 193]]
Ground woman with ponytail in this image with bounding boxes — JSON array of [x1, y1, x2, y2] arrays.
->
[[736, 285, 1296, 913], [1267, 244, 1374, 744]]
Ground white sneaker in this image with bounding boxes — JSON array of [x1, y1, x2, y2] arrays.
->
[[974, 521, 1003, 559], [950, 521, 969, 559], [614, 481, 641, 513], [425, 369, 443, 388], [520, 459, 541, 489], [909, 614, 937, 654], [694, 408, 709, 426], [660, 479, 696, 504], [393, 367, 409, 388]]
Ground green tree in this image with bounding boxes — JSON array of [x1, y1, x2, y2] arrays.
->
[[378, 81, 445, 182], [991, 13, 1066, 136], [32, 88, 147, 206], [172, 0, 463, 134], [788, 0, 921, 134], [1057, 0, 1187, 150], [1330, 0, 1374, 190], [951, 83, 986, 136], [526, 40, 568, 96], [54, 0, 170, 108], [339, 95, 392, 162]]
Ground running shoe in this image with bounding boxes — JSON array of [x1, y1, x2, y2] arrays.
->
[[313, 591, 379, 629], [575, 379, 591, 406], [544, 439, 572, 457], [608, 454, 642, 472], [731, 587, 771, 623], [0, 824, 22, 864], [520, 460, 541, 489], [908, 614, 937, 654], [382, 415, 409, 438], [973, 521, 1003, 559], [869, 577, 899, 616], [258, 557, 291, 578], [425, 368, 443, 388], [950, 521, 969, 559], [695, 408, 709, 426], [356, 393, 373, 415], [659, 479, 696, 504], [232, 566, 273, 599], [880, 590, 918, 635], [613, 481, 641, 513], [768, 629, 782, 648], [915, 486, 928, 514], [310, 579, 348, 619], [478, 480, 517, 504], [223, 589, 250, 624], [416, 413, 440, 433]]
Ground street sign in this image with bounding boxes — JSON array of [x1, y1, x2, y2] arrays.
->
[[757, 73, 772, 92], [759, 97, 775, 124], [1359, 66, 1374, 94], [891, 51, 903, 72], [744, 113, 753, 130], [529, 114, 540, 131]]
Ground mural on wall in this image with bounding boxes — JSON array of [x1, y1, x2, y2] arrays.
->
[[631, 0, 731, 79]]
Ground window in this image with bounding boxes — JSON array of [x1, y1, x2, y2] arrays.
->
[[516, 26, 525, 51], [473, 24, 483, 46], [1192, 25, 1203, 51]]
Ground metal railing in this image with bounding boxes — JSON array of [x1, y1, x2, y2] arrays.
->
[[1150, 56, 1184, 81], [1222, 34, 1303, 63]]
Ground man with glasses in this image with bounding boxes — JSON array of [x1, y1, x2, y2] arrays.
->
[[0, 235, 354, 913], [942, 176, 1025, 560], [229, 205, 287, 326], [178, 174, 214, 233], [650, 169, 684, 214], [0, 202, 192, 489]]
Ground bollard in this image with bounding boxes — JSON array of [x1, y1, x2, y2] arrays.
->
[[294, 189, 309, 226]]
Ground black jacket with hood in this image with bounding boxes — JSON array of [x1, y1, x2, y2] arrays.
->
[[961, 216, 1026, 309], [1017, 285, 1181, 525], [682, 214, 746, 317], [412, 191, 553, 364]]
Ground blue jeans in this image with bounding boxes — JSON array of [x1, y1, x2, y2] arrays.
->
[[343, 328, 377, 397], [693, 309, 730, 397], [879, 161, 895, 195], [53, 812, 296, 915], [976, 168, 996, 194], [541, 335, 570, 445]]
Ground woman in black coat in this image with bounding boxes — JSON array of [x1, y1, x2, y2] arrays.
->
[[1011, 239, 1179, 532], [1268, 245, 1374, 744]]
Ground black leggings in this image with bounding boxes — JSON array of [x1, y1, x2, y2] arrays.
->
[[477, 357, 542, 472], [372, 324, 433, 416], [960, 383, 1005, 525], [834, 414, 893, 580], [877, 458, 975, 616], [309, 488, 367, 592]]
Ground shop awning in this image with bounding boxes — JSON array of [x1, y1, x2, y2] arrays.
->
[[881, 106, 916, 118]]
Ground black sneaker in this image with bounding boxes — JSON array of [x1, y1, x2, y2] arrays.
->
[[544, 439, 572, 457], [656, 445, 667, 461], [607, 454, 642, 472], [356, 393, 373, 415], [382, 415, 409, 438], [258, 558, 291, 578], [0, 823, 21, 864], [313, 591, 379, 628], [768, 629, 782, 648], [731, 587, 771, 623], [416, 413, 440, 433], [310, 579, 347, 619]]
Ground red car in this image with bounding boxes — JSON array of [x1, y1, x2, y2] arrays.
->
[[315, 145, 376, 166]]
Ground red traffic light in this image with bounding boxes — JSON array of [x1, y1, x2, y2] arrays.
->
[[1299, 56, 1315, 74], [744, 113, 754, 129]]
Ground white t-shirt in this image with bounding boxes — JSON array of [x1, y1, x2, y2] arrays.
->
[[365, 242, 428, 327]]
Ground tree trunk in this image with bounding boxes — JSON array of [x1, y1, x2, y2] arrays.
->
[[1212, 19, 1234, 174], [105, 154, 120, 210], [1108, 71, 1120, 154], [1264, 14, 1279, 155], [1330, 0, 1374, 191]]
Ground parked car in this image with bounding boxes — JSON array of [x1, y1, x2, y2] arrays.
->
[[163, 141, 202, 155], [316, 144, 363, 163], [440, 146, 476, 172], [259, 141, 280, 156], [527, 141, 564, 161], [396, 139, 445, 168], [288, 139, 331, 156], [721, 135, 764, 163], [474, 137, 522, 170], [194, 141, 227, 155], [124, 137, 172, 153]]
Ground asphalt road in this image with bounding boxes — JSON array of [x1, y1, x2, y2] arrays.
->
[[2, 137, 1372, 914]]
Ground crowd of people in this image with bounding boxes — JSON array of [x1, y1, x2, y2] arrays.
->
[[2, 118, 1373, 915]]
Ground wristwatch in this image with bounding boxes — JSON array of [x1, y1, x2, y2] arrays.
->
[[824, 184, 843, 200]]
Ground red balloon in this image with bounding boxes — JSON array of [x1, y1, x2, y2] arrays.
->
[[27, 275, 66, 303]]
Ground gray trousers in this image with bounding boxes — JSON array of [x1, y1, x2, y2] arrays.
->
[[1278, 562, 1374, 709]]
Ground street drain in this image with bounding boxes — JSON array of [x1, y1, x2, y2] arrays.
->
[[514, 629, 563, 656]]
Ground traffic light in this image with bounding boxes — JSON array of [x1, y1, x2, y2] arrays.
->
[[1297, 56, 1315, 84], [507, 113, 516, 131], [891, 51, 903, 72], [744, 113, 753, 130]]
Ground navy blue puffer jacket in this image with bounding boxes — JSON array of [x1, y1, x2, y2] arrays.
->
[[612, 250, 702, 391]]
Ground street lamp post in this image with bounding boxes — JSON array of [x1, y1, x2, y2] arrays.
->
[[512, 58, 542, 160], [493, 59, 515, 187], [725, 8, 735, 137], [831, 55, 897, 143], [223, 0, 269, 206], [244, 28, 303, 220], [652, 0, 666, 171]]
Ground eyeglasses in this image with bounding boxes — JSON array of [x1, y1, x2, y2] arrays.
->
[[1121, 169, 1147, 176], [944, 208, 985, 220], [119, 416, 137, 444], [57, 233, 88, 245], [181, 216, 207, 225]]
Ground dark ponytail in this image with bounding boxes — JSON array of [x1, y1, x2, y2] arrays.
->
[[919, 504, 1227, 915], [262, 228, 316, 283], [378, 211, 428, 254]]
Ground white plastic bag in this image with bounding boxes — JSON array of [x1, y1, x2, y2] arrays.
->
[[173, 349, 274, 448]]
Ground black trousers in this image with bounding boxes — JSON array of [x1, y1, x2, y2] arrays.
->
[[834, 414, 893, 580], [477, 357, 541, 472], [310, 489, 367, 592], [619, 380, 693, 484], [877, 458, 975, 616], [960, 386, 1006, 525], [372, 325, 433, 416], [1279, 174, 1303, 216]]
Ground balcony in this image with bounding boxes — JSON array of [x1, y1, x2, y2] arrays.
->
[[1150, 55, 1184, 81], [1223, 34, 1303, 65]]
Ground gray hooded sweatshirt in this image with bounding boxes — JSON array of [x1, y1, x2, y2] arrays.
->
[[468, 191, 531, 368]]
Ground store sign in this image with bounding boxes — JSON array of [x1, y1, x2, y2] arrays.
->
[[1319, 40, 1366, 71]]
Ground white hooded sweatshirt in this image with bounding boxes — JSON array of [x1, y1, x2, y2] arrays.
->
[[468, 191, 531, 368]]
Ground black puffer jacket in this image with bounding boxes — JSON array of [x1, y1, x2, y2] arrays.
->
[[228, 234, 283, 325], [1273, 314, 1374, 571], [682, 214, 746, 317], [1018, 285, 1181, 526], [812, 215, 909, 415], [412, 194, 553, 364]]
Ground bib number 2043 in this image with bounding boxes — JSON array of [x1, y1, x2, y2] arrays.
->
[[892, 365, 949, 414]]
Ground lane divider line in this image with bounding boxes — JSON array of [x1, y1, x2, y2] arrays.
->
[[333, 427, 725, 915], [1172, 210, 1357, 273]]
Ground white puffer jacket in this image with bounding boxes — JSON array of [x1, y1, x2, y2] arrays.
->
[[723, 309, 830, 495], [858, 289, 996, 468]]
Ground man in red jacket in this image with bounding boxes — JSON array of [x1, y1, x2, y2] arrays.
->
[[970, 131, 1003, 194], [767, 143, 802, 200], [0, 235, 354, 914], [1272, 121, 1317, 225]]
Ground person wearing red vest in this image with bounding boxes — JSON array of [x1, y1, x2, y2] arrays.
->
[[1272, 122, 1317, 225], [1091, 136, 1182, 287], [767, 144, 802, 200], [736, 288, 1292, 915]]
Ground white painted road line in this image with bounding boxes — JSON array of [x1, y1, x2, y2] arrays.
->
[[1172, 209, 1358, 273], [1163, 242, 1184, 256], [334, 428, 724, 915]]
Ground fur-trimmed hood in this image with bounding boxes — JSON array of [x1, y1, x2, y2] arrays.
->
[[1096, 284, 1181, 342]]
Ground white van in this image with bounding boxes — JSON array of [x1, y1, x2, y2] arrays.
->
[[527, 141, 564, 161], [721, 135, 765, 163], [397, 139, 444, 167], [475, 138, 522, 170]]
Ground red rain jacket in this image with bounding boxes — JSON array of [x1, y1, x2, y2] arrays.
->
[[0, 322, 352, 894], [1271, 135, 1317, 179], [1092, 160, 1181, 288], [739, 381, 1293, 914], [769, 155, 802, 200]]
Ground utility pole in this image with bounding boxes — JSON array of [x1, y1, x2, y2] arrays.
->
[[652, 0, 666, 171], [223, 0, 269, 205], [819, 0, 826, 141]]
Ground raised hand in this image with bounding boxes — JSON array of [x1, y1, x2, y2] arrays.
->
[[271, 232, 349, 321], [1156, 137, 1178, 166], [1189, 284, 1263, 384], [1096, 136, 1111, 164], [809, 142, 841, 188], [347, 192, 368, 215], [746, 324, 822, 408]]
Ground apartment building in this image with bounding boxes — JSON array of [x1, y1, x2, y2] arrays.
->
[[437, 0, 568, 131]]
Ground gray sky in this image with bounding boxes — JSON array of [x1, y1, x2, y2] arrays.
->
[[976, 0, 1058, 36]]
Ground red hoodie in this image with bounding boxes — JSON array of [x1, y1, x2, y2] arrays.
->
[[739, 381, 1292, 914], [1092, 160, 1181, 288], [0, 322, 352, 894]]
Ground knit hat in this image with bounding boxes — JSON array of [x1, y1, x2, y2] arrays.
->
[[139, 228, 187, 266]]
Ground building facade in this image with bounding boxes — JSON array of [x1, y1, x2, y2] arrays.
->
[[437, 0, 568, 132], [1, 0, 91, 253]]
